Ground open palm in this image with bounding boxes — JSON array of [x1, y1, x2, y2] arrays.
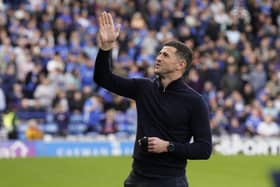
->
[[98, 12, 120, 50]]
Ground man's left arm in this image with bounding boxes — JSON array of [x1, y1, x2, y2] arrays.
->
[[147, 97, 212, 159], [172, 97, 212, 159]]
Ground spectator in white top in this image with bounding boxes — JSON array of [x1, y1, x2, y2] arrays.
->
[[34, 74, 55, 109], [257, 115, 279, 137]]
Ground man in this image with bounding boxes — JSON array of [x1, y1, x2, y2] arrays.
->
[[94, 12, 212, 187]]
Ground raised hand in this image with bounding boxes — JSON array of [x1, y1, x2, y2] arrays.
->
[[97, 12, 120, 51]]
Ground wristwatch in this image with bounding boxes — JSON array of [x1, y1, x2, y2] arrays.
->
[[167, 142, 175, 152]]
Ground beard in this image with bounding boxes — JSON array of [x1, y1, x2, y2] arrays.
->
[[154, 67, 174, 76]]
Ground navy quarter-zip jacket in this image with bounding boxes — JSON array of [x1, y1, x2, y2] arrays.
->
[[94, 49, 212, 177]]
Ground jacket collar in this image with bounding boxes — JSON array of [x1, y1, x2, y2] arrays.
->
[[154, 76, 187, 92]]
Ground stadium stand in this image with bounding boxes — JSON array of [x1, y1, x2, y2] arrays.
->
[[0, 0, 279, 140]]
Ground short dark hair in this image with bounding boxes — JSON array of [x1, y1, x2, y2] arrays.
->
[[164, 40, 193, 70]]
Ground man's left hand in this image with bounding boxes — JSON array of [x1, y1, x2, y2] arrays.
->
[[147, 137, 169, 153]]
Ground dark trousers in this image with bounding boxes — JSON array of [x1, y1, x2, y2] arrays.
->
[[124, 170, 188, 187], [272, 171, 280, 187]]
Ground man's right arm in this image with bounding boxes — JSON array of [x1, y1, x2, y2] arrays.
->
[[94, 49, 138, 100]]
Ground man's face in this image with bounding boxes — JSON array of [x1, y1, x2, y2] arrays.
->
[[154, 46, 181, 76]]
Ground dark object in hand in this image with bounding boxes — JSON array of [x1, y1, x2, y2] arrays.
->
[[139, 137, 148, 151]]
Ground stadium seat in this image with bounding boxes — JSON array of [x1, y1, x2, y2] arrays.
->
[[43, 123, 58, 135], [68, 123, 87, 135]]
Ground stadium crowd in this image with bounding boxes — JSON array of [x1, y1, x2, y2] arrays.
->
[[0, 0, 279, 141]]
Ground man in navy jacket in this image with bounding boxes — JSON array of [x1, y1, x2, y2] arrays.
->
[[94, 12, 212, 187]]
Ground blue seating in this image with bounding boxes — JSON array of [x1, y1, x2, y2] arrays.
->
[[43, 123, 58, 134], [68, 123, 87, 135]]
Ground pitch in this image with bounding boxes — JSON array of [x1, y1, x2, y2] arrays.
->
[[0, 154, 279, 187]]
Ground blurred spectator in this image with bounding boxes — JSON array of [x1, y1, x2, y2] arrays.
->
[[248, 63, 267, 93], [223, 97, 235, 118], [83, 94, 103, 133], [130, 12, 146, 30], [210, 107, 228, 136], [205, 18, 220, 41], [231, 90, 245, 118], [227, 117, 246, 136], [64, 69, 81, 91], [262, 99, 278, 119], [52, 90, 69, 113], [187, 68, 204, 93], [156, 24, 174, 43], [245, 107, 262, 135], [257, 115, 280, 137], [242, 83, 255, 105], [16, 51, 35, 82], [141, 30, 159, 55], [47, 53, 66, 90], [79, 52, 96, 89], [83, 39, 98, 62], [9, 82, 24, 109], [1, 64, 17, 104], [220, 64, 242, 96], [33, 74, 55, 109], [68, 90, 84, 115], [25, 119, 43, 140], [266, 71, 280, 98], [82, 85, 93, 101], [201, 81, 217, 106], [53, 103, 69, 137], [225, 25, 241, 45], [2, 105, 17, 139], [100, 109, 118, 135], [23, 63, 42, 99]]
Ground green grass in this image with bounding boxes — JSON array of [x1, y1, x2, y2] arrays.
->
[[0, 154, 279, 187]]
